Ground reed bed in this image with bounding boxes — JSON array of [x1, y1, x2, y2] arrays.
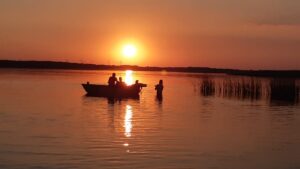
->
[[198, 77, 299, 104]]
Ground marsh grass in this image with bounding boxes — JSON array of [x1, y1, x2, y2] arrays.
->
[[198, 77, 299, 105]]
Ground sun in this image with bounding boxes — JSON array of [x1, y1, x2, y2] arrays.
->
[[122, 44, 137, 58]]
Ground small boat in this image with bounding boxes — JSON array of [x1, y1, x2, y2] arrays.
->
[[82, 82, 147, 98]]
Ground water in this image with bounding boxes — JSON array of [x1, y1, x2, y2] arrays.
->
[[0, 69, 299, 169]]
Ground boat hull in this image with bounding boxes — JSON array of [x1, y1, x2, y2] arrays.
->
[[82, 84, 141, 98]]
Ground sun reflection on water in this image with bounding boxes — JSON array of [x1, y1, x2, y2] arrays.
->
[[124, 105, 133, 137], [125, 70, 134, 85]]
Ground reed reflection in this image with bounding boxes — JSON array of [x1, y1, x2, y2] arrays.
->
[[269, 79, 299, 106]]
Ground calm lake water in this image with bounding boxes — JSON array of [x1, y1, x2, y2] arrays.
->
[[0, 69, 299, 169]]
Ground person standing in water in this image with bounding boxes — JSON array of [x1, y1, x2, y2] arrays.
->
[[108, 73, 118, 87], [155, 80, 164, 98]]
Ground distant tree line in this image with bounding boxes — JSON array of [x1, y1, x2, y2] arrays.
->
[[0, 60, 299, 77]]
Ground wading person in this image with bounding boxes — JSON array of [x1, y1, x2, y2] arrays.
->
[[155, 80, 164, 99]]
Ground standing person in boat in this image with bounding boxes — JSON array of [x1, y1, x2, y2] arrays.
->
[[155, 80, 164, 99], [108, 73, 118, 87]]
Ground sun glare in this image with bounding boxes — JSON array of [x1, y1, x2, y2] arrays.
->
[[125, 70, 134, 85], [122, 44, 137, 58]]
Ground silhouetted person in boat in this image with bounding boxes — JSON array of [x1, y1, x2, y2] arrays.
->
[[134, 80, 142, 92], [116, 77, 126, 88], [108, 73, 117, 87], [155, 80, 164, 99]]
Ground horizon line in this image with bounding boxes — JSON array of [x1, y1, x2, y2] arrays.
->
[[1, 59, 299, 72]]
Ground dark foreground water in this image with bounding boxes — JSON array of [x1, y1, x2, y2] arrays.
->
[[0, 69, 299, 169]]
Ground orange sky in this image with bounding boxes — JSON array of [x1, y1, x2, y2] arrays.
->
[[0, 0, 300, 69]]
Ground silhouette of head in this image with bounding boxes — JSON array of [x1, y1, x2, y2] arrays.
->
[[119, 77, 123, 82], [135, 80, 139, 84], [159, 80, 163, 85], [112, 73, 116, 77]]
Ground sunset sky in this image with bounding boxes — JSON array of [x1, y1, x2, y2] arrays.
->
[[0, 0, 299, 69]]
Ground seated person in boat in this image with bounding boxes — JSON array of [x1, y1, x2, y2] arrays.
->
[[108, 73, 117, 87], [116, 77, 126, 88], [155, 80, 164, 97], [133, 80, 142, 92]]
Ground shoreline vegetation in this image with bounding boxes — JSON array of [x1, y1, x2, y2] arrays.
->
[[0, 60, 299, 78]]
